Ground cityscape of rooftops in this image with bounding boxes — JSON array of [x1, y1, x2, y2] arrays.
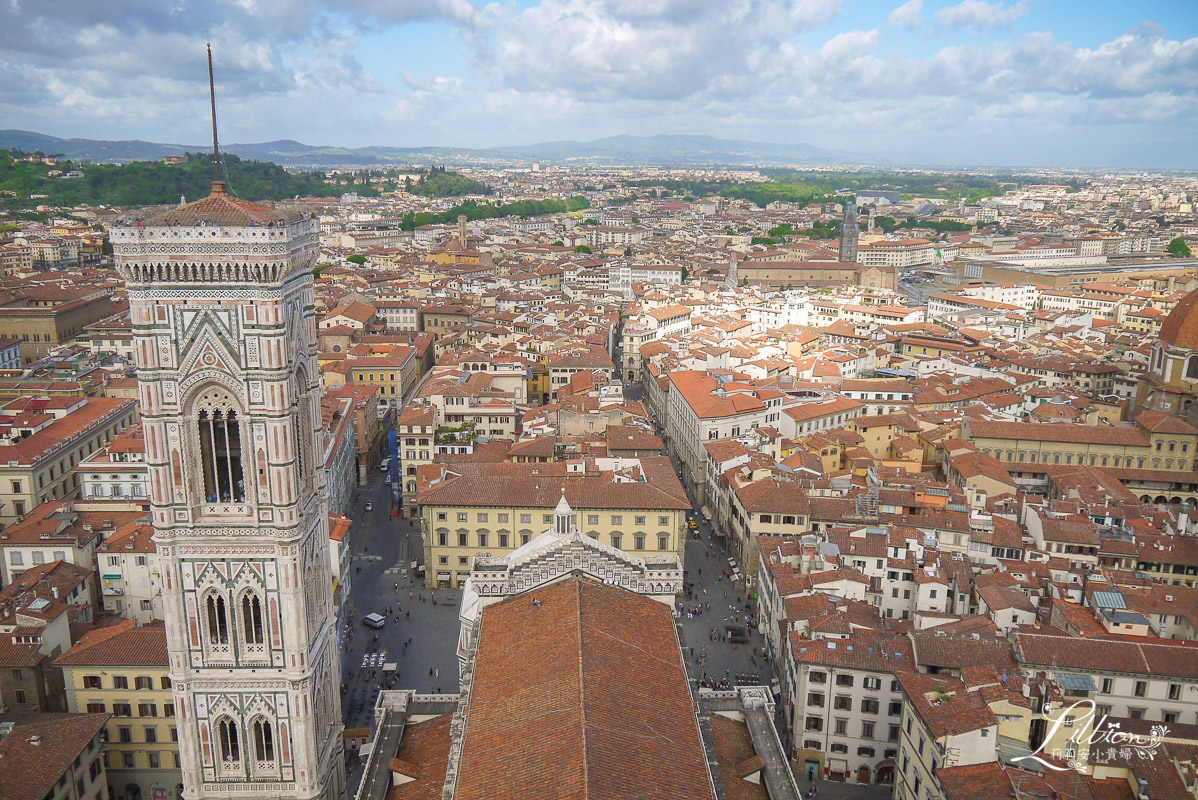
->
[[1, 3, 1197, 800]]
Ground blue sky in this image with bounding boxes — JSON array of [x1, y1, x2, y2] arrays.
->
[[2, 0, 1196, 167]]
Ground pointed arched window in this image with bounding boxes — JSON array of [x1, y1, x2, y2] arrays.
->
[[206, 594, 229, 644], [242, 593, 264, 645], [218, 718, 240, 762], [199, 407, 244, 502], [292, 370, 310, 481], [253, 719, 274, 762]]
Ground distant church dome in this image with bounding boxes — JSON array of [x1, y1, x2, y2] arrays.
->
[[1160, 289, 1198, 350]]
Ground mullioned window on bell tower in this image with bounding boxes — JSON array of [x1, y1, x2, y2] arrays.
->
[[199, 408, 245, 502]]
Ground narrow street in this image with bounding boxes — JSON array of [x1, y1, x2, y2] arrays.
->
[[338, 476, 462, 794], [676, 518, 773, 690], [630, 379, 778, 695]]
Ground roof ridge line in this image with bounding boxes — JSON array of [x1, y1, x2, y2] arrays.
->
[[576, 578, 591, 800]]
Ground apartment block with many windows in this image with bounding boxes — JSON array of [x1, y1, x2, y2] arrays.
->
[[416, 457, 690, 589], [56, 620, 182, 800]]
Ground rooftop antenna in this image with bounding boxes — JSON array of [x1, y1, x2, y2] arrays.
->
[[207, 42, 225, 195]]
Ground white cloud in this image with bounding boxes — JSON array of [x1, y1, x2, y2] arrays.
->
[[0, 0, 1195, 165], [483, 0, 840, 101], [888, 0, 923, 29], [934, 0, 1027, 34]]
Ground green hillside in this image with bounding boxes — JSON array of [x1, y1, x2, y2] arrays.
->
[[409, 166, 491, 197], [398, 196, 589, 230], [0, 150, 342, 210]]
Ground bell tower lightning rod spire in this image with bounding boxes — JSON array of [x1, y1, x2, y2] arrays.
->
[[207, 42, 223, 187]]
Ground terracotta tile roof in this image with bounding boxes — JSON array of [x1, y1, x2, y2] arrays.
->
[[417, 458, 689, 512], [909, 630, 1019, 673], [548, 349, 616, 370], [703, 439, 753, 464], [668, 371, 767, 419], [0, 637, 44, 667], [792, 630, 915, 672], [978, 584, 1036, 613], [0, 712, 110, 800], [938, 762, 1013, 800], [929, 615, 1001, 637], [1135, 409, 1198, 435], [384, 715, 453, 800], [140, 185, 300, 227], [399, 405, 436, 427], [968, 420, 1148, 448], [897, 672, 997, 738], [733, 477, 811, 515], [95, 521, 156, 554], [326, 301, 378, 323], [1159, 288, 1198, 349], [454, 578, 716, 800], [782, 396, 862, 423], [0, 502, 146, 548], [0, 396, 134, 466], [1016, 632, 1198, 679], [604, 425, 663, 452], [948, 451, 1014, 486], [56, 619, 167, 666], [708, 715, 769, 800], [329, 515, 352, 543]]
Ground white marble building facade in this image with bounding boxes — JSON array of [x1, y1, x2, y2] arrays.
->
[[112, 185, 346, 800]]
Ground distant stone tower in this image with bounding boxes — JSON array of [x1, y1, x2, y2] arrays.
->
[[839, 198, 859, 263], [111, 182, 346, 800]]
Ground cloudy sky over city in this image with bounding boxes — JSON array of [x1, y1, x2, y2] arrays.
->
[[2, 0, 1196, 166]]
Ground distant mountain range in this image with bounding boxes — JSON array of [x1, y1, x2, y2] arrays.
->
[[0, 130, 846, 167]]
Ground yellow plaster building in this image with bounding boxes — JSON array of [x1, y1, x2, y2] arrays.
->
[[56, 620, 181, 800], [965, 411, 1198, 473], [416, 457, 690, 588]]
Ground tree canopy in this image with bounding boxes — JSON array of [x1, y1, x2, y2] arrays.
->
[[397, 196, 591, 231], [409, 166, 491, 198], [0, 149, 339, 210]]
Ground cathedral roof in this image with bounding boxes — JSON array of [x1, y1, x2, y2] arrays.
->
[[141, 182, 300, 227], [1160, 288, 1198, 350], [454, 578, 717, 800]]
